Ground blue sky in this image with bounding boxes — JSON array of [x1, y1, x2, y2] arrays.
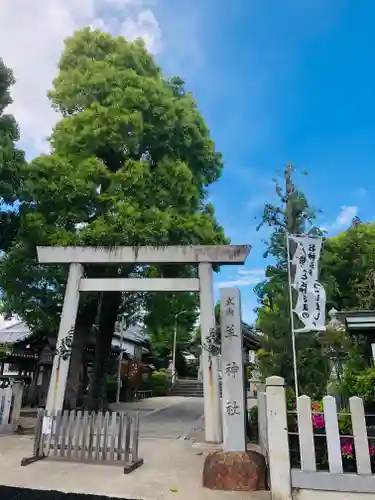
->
[[3, 0, 375, 324], [151, 0, 375, 323]]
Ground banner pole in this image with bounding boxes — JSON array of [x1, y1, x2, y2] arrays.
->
[[286, 232, 299, 400]]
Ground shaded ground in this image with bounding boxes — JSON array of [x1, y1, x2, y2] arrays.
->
[[0, 486, 136, 500]]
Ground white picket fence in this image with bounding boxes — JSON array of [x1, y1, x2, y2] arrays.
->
[[264, 376, 375, 500]]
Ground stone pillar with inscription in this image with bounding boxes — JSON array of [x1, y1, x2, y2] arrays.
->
[[220, 288, 246, 452], [203, 287, 266, 492]]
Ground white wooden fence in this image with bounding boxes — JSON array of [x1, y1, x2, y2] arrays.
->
[[0, 380, 24, 433], [265, 376, 375, 500], [21, 409, 143, 474]]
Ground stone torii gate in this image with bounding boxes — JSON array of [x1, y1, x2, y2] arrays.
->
[[37, 245, 251, 443]]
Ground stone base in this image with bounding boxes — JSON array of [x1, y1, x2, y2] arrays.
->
[[202, 450, 266, 491]]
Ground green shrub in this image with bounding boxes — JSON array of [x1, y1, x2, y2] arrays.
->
[[247, 405, 258, 442], [338, 408, 352, 435], [353, 368, 375, 406], [106, 374, 132, 403], [339, 366, 375, 408], [149, 369, 171, 397], [106, 374, 118, 403]]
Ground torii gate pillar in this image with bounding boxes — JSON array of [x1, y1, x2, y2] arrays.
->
[[199, 262, 222, 442]]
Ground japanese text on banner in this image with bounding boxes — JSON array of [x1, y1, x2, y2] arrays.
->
[[289, 235, 326, 332]]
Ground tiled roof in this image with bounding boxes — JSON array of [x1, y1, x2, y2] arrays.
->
[[0, 316, 32, 344], [113, 323, 148, 346]]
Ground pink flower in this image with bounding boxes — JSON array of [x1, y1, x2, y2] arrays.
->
[[341, 441, 353, 458], [369, 442, 375, 457], [313, 414, 325, 428]]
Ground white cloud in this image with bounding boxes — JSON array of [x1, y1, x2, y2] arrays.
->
[[335, 206, 358, 227], [121, 9, 162, 54], [0, 0, 162, 155], [321, 205, 359, 234], [104, 0, 157, 7], [217, 268, 265, 289], [238, 268, 264, 277]]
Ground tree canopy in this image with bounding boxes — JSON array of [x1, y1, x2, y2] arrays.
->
[[0, 58, 25, 252], [322, 222, 375, 311], [0, 30, 228, 408]]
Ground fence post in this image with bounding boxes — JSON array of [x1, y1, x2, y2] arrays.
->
[[10, 381, 24, 428], [266, 376, 292, 500], [0, 385, 12, 427], [257, 390, 268, 458]]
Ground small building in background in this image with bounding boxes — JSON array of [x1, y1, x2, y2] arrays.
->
[[0, 314, 152, 407]]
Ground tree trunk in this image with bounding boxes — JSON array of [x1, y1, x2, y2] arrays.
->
[[87, 292, 122, 412], [63, 327, 86, 410], [64, 298, 98, 410]]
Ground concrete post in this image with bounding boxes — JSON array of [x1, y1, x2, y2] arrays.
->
[[45, 263, 83, 413], [10, 381, 24, 427], [266, 376, 292, 500], [257, 390, 268, 459], [199, 262, 222, 443]]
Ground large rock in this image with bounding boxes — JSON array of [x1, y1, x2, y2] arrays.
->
[[202, 450, 266, 491]]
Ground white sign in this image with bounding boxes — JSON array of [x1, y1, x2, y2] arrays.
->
[[290, 235, 322, 287], [289, 235, 326, 332], [294, 281, 326, 332], [42, 416, 53, 435], [220, 288, 246, 452]]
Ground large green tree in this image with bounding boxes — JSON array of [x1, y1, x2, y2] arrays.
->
[[254, 165, 330, 398], [0, 30, 227, 409], [0, 58, 25, 252], [322, 222, 375, 311]]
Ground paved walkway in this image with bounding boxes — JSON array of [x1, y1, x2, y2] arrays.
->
[[111, 396, 204, 439], [1, 397, 270, 500], [0, 434, 269, 500], [139, 397, 203, 439]]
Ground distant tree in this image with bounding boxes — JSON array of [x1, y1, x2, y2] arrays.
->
[[321, 222, 375, 311], [254, 165, 330, 399]]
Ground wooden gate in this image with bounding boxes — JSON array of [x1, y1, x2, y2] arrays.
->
[[22, 409, 143, 473]]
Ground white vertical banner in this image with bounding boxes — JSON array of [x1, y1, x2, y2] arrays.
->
[[294, 281, 326, 332], [290, 236, 322, 287], [288, 235, 326, 332], [220, 288, 246, 452]]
